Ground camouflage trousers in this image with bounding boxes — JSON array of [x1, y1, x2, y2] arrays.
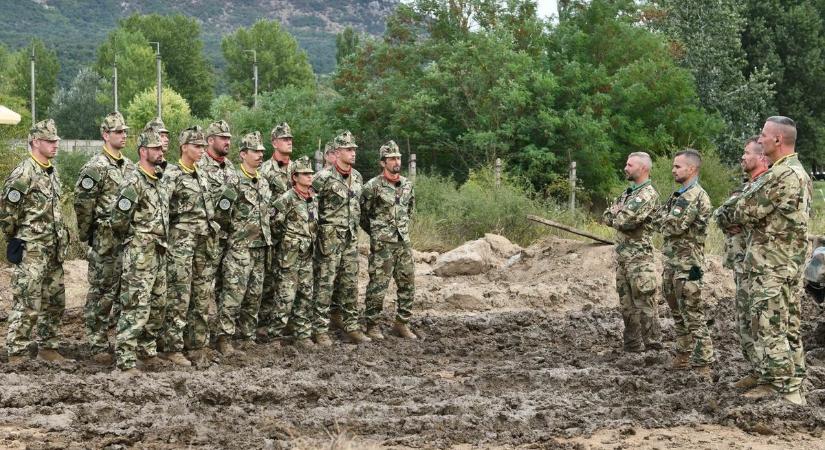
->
[[734, 268, 759, 369], [364, 239, 415, 325], [615, 256, 660, 351], [258, 244, 280, 335], [216, 245, 267, 340], [313, 227, 360, 334], [749, 272, 805, 393], [84, 231, 124, 354], [115, 237, 167, 370], [162, 229, 216, 352], [6, 242, 65, 356], [663, 266, 715, 366], [271, 237, 314, 340]]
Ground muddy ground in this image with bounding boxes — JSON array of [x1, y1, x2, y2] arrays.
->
[[1, 236, 825, 449]]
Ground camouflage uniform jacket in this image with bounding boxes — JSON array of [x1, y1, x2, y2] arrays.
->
[[658, 180, 712, 274], [312, 166, 362, 236], [272, 188, 318, 253], [602, 181, 659, 263], [74, 147, 136, 243], [110, 166, 169, 248], [714, 180, 752, 272], [197, 153, 239, 238], [226, 169, 272, 248], [260, 158, 292, 199], [732, 154, 812, 277], [360, 175, 415, 243], [163, 163, 217, 236], [0, 157, 69, 253]]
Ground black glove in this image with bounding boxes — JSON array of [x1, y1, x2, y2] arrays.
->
[[6, 237, 24, 264], [688, 265, 703, 281]]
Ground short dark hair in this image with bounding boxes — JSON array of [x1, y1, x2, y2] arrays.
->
[[674, 148, 702, 168], [745, 135, 759, 146]]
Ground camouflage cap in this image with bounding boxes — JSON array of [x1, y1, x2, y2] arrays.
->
[[379, 140, 401, 159], [100, 111, 129, 133], [30, 119, 60, 141], [138, 130, 163, 149], [333, 130, 358, 149], [143, 116, 168, 134], [206, 120, 232, 138], [239, 131, 265, 151], [270, 122, 293, 139], [323, 140, 336, 155], [179, 125, 208, 146], [289, 155, 314, 177]]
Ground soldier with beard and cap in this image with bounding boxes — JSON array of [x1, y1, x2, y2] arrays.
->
[[110, 130, 169, 375], [602, 152, 661, 353], [143, 117, 170, 172], [214, 132, 272, 355], [75, 112, 136, 365], [1, 119, 73, 365], [360, 140, 417, 340], [258, 122, 295, 341]]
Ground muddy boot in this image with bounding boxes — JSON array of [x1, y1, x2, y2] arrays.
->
[[161, 352, 192, 367], [216, 336, 237, 356], [293, 338, 316, 350], [139, 355, 164, 369], [255, 327, 270, 341], [671, 352, 690, 370], [235, 339, 256, 351], [345, 330, 372, 345], [366, 324, 385, 341], [37, 349, 74, 364], [8, 355, 28, 366], [783, 390, 807, 406], [733, 373, 760, 390], [693, 365, 713, 381], [393, 321, 418, 340], [90, 352, 114, 366], [119, 367, 141, 377], [186, 349, 210, 367], [743, 384, 777, 399], [330, 311, 345, 331], [313, 333, 333, 347]]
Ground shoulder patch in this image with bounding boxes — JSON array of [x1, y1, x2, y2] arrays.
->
[[117, 197, 133, 211], [80, 176, 95, 190], [82, 165, 103, 183], [6, 189, 22, 203]]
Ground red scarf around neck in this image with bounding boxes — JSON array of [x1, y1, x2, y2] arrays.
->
[[273, 152, 290, 166], [335, 162, 352, 176], [383, 170, 400, 184], [207, 149, 225, 164], [293, 185, 312, 200]]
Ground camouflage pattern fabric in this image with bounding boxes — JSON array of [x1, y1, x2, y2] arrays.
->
[[258, 157, 292, 334], [271, 188, 317, 339], [731, 153, 812, 393], [361, 174, 416, 325], [602, 181, 661, 351], [75, 146, 136, 354], [111, 167, 169, 369], [312, 165, 363, 333], [1, 156, 68, 356], [658, 181, 714, 366], [161, 162, 218, 351]]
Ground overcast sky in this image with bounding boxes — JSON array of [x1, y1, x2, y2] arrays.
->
[[535, 0, 559, 19]]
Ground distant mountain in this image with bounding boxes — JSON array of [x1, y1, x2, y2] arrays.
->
[[1, 0, 399, 87]]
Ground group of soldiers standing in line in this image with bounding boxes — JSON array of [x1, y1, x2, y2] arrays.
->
[[604, 116, 811, 406], [1, 112, 417, 375]]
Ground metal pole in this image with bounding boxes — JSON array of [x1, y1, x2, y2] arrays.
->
[[113, 56, 119, 112], [495, 158, 502, 188], [569, 161, 577, 212], [150, 42, 161, 118], [30, 46, 35, 126], [245, 50, 258, 108], [409, 153, 417, 185], [315, 139, 323, 171]]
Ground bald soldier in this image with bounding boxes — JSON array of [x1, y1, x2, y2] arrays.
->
[[733, 116, 812, 405], [603, 152, 661, 353], [75, 112, 136, 365], [1, 120, 72, 364], [658, 149, 714, 377]]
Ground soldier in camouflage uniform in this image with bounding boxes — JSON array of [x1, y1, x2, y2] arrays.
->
[[602, 152, 661, 353], [110, 130, 169, 374], [198, 120, 237, 342], [75, 112, 136, 365], [713, 137, 769, 387], [258, 122, 294, 340], [657, 149, 714, 377], [1, 120, 72, 364], [312, 131, 371, 345], [143, 117, 170, 170], [271, 156, 317, 348], [361, 140, 418, 340], [324, 141, 336, 169], [160, 126, 218, 367], [732, 117, 812, 405], [214, 131, 272, 355]]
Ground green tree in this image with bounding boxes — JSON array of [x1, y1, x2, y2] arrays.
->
[[125, 86, 192, 152], [335, 27, 362, 65], [95, 28, 163, 112], [221, 19, 315, 105], [47, 67, 111, 139], [11, 38, 60, 120], [120, 14, 215, 118]]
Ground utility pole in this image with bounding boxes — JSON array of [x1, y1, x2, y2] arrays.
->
[[149, 42, 162, 118], [30, 46, 35, 126], [245, 50, 258, 108], [113, 55, 119, 112]]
